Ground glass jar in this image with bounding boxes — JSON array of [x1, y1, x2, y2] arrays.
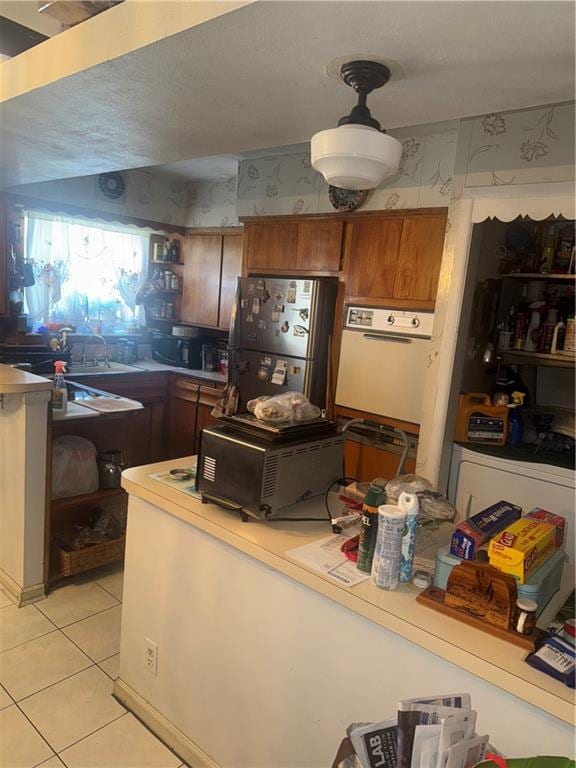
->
[[515, 598, 537, 635]]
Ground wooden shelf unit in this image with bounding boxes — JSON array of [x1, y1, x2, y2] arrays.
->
[[503, 272, 575, 281], [51, 487, 125, 513], [501, 350, 575, 368]]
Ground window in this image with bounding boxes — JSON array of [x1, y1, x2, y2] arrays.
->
[[24, 210, 150, 334]]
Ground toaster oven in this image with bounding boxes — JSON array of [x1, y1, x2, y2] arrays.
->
[[197, 425, 344, 520]]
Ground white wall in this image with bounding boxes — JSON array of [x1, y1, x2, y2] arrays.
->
[[0, 389, 51, 596], [120, 497, 574, 768]]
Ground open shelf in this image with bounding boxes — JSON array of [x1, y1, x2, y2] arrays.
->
[[51, 487, 125, 513], [502, 272, 575, 281], [150, 259, 183, 266], [501, 350, 575, 368]]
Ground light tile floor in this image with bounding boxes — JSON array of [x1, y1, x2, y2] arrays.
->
[[0, 565, 186, 768]]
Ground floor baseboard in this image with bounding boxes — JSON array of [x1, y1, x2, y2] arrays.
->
[[0, 568, 45, 606], [113, 677, 221, 768]]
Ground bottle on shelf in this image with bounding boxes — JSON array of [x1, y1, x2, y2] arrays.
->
[[538, 307, 558, 353], [539, 225, 556, 274], [506, 391, 526, 447], [523, 308, 542, 352], [553, 224, 575, 273]]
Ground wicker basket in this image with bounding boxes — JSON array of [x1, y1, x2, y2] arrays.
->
[[55, 535, 126, 578]]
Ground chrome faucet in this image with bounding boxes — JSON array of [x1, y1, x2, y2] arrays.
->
[[82, 335, 110, 367]]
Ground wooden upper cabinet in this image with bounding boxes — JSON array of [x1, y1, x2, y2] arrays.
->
[[342, 210, 447, 306], [244, 222, 298, 271], [219, 234, 243, 330], [342, 216, 403, 300], [180, 235, 222, 327], [295, 220, 342, 271], [393, 212, 447, 302], [244, 219, 342, 274]]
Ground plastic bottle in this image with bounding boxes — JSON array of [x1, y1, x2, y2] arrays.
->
[[398, 492, 419, 582], [52, 360, 68, 413], [506, 391, 525, 447], [371, 503, 406, 590], [356, 485, 386, 573], [523, 309, 542, 352]]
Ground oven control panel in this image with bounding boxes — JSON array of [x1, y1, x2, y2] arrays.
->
[[345, 306, 434, 337]]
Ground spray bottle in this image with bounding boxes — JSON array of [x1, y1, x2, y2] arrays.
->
[[506, 391, 525, 447], [371, 501, 406, 591], [357, 485, 387, 573], [52, 360, 68, 414], [399, 492, 419, 582]]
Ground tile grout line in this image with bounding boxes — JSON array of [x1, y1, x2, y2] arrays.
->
[[14, 655, 97, 705], [36, 599, 121, 632], [55, 711, 129, 759], [0, 628, 59, 656], [13, 697, 60, 765]]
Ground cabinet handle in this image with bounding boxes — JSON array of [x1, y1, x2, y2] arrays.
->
[[363, 334, 412, 344]]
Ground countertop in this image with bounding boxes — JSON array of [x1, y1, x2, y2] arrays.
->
[[0, 364, 54, 394], [67, 360, 227, 385], [122, 456, 574, 726]]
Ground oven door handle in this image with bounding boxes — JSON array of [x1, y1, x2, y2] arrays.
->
[[362, 334, 412, 343]]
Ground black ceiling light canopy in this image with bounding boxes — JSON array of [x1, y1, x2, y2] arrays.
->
[[336, 60, 392, 131]]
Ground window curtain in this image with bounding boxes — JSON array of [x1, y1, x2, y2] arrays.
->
[[24, 211, 149, 333]]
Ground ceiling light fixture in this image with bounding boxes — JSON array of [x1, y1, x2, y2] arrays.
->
[[311, 60, 402, 190]]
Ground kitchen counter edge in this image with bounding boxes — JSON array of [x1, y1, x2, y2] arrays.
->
[[121, 457, 574, 726]]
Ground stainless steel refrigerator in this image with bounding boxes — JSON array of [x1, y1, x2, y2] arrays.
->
[[228, 276, 339, 409]]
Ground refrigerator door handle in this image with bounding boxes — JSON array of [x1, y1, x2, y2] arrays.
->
[[228, 277, 241, 350]]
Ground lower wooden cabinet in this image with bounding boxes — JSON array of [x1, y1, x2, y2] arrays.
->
[[168, 377, 225, 459]]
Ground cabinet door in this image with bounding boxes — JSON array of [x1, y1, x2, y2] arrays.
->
[[295, 220, 343, 272], [393, 212, 447, 302], [181, 235, 222, 327], [0, 195, 8, 317], [196, 385, 225, 453], [169, 395, 198, 460], [342, 216, 403, 301], [343, 439, 416, 483], [244, 222, 299, 272], [219, 234, 243, 329]]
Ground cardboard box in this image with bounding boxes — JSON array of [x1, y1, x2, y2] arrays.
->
[[526, 508, 565, 549], [488, 518, 556, 583], [450, 501, 522, 561]]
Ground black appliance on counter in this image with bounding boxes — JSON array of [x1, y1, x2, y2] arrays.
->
[[151, 332, 203, 369], [0, 345, 72, 374]]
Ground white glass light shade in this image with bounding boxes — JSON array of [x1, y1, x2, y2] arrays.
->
[[311, 124, 402, 190]]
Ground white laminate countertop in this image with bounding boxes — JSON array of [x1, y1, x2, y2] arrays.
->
[[66, 360, 227, 385], [122, 456, 575, 726], [0, 364, 53, 394]]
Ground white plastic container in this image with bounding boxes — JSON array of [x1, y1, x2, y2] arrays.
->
[[372, 504, 406, 590]]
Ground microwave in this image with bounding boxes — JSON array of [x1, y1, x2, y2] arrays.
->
[[151, 333, 203, 368]]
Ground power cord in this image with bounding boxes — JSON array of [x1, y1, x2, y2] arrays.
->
[[268, 477, 357, 525]]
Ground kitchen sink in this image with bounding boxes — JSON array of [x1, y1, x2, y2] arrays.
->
[[68, 361, 145, 374]]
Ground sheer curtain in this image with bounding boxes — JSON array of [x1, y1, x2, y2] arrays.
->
[[24, 211, 149, 333]]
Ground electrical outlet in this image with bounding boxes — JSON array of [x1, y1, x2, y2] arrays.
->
[[145, 637, 158, 675]]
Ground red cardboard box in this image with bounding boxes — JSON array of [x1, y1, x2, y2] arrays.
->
[[526, 508, 565, 549]]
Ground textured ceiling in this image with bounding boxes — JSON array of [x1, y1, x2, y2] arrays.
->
[[2, 0, 574, 188]]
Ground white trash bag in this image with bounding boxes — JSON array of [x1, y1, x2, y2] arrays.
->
[[51, 436, 99, 500]]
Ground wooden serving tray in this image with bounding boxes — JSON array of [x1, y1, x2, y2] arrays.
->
[[416, 586, 541, 650]]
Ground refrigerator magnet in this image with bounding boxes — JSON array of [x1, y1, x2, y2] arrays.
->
[[257, 319, 268, 329], [289, 366, 301, 375], [287, 286, 297, 304], [246, 313, 254, 323], [248, 283, 255, 294], [256, 365, 270, 382], [271, 310, 280, 323], [252, 298, 261, 315], [261, 356, 272, 366], [240, 299, 248, 309], [271, 360, 288, 385], [280, 321, 290, 333], [248, 333, 257, 343], [293, 325, 308, 337], [262, 289, 271, 304], [298, 308, 309, 321]]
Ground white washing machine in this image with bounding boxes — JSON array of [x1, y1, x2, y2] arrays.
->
[[448, 444, 575, 565]]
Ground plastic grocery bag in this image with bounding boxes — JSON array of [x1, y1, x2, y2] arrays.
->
[[51, 436, 99, 500], [247, 392, 321, 424]]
